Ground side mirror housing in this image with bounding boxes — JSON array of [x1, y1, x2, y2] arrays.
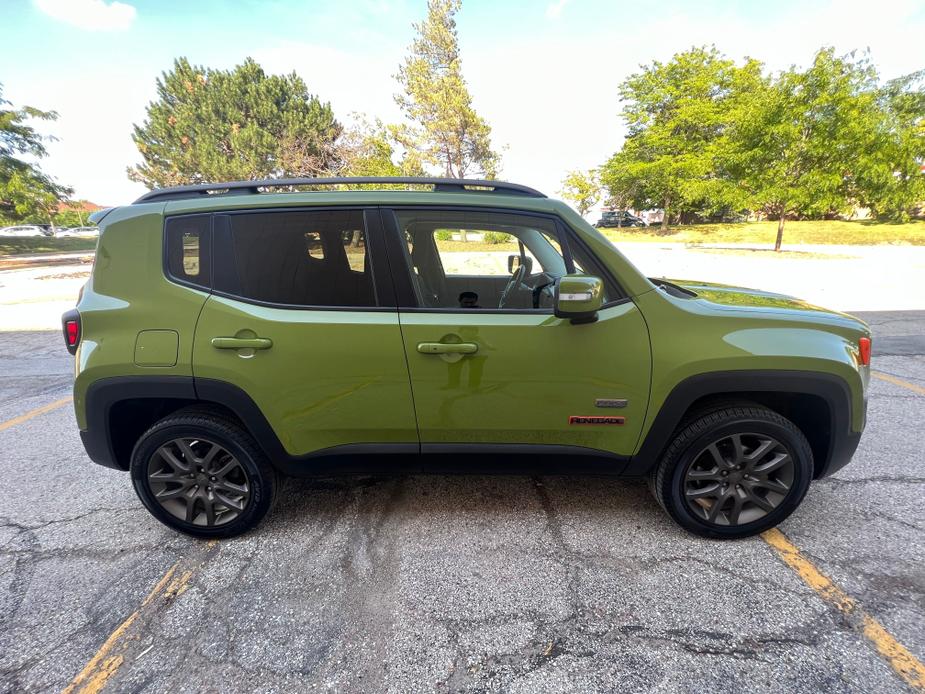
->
[[555, 275, 604, 324]]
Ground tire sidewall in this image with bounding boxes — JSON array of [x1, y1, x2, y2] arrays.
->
[[661, 416, 813, 539], [130, 421, 274, 539]]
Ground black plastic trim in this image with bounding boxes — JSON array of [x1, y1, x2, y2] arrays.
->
[[624, 370, 860, 479], [81, 376, 197, 469]]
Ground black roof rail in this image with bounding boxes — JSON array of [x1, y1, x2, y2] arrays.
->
[[133, 177, 546, 204]]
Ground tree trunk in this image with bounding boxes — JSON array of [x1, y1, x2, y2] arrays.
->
[[460, 229, 468, 242], [775, 214, 785, 252], [660, 206, 669, 233], [351, 230, 361, 247]]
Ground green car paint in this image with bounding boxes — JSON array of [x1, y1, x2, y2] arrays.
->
[[70, 185, 870, 475], [192, 294, 419, 454], [396, 301, 651, 455]]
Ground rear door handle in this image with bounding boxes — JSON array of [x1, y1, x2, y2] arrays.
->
[[417, 342, 478, 355], [211, 337, 273, 350]]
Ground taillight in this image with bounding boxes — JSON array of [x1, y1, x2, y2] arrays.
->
[[62, 309, 81, 355], [858, 337, 871, 367]]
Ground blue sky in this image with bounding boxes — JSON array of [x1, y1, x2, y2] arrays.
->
[[2, 0, 924, 206]]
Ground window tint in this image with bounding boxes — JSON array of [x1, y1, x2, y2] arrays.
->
[[165, 215, 210, 289], [393, 209, 615, 310], [213, 209, 374, 308]]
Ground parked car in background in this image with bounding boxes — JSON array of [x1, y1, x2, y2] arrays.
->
[[56, 226, 100, 237], [0, 225, 48, 237], [594, 210, 647, 228]]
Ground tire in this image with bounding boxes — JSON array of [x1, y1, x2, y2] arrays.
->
[[130, 409, 278, 539], [650, 404, 813, 539]]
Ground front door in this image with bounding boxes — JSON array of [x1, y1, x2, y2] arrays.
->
[[384, 207, 651, 459], [192, 208, 418, 459]]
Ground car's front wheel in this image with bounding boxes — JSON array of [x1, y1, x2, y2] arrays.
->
[[650, 404, 813, 539], [130, 410, 278, 539]]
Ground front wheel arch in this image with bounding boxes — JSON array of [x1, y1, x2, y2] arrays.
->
[[625, 370, 854, 479]]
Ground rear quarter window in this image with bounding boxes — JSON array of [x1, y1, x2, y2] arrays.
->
[[165, 215, 211, 290]]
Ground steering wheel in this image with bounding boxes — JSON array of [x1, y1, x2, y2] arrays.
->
[[498, 263, 527, 309]]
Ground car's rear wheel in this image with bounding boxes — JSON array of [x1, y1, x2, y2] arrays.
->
[[650, 404, 813, 539], [130, 410, 278, 538]]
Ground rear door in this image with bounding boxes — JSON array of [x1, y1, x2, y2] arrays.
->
[[383, 207, 651, 459], [190, 207, 418, 460]]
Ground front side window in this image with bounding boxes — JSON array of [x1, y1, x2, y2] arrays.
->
[[392, 209, 615, 310], [213, 209, 374, 308]]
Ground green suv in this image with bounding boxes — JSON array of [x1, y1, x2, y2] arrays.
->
[[63, 177, 871, 539]]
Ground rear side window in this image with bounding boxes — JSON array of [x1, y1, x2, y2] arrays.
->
[[213, 209, 375, 308], [165, 215, 211, 290]]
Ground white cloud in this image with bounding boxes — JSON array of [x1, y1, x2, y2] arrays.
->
[[545, 0, 570, 19], [34, 0, 137, 31]]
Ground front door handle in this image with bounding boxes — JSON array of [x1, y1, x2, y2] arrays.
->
[[212, 337, 273, 350], [417, 342, 478, 355]]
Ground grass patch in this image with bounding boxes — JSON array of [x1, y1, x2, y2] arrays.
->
[[599, 219, 925, 246], [434, 240, 519, 253], [0, 236, 98, 257]]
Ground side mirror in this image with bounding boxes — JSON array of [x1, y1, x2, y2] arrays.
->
[[555, 275, 604, 324], [507, 254, 532, 275]]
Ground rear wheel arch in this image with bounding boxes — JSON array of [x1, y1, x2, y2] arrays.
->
[[83, 376, 283, 471]]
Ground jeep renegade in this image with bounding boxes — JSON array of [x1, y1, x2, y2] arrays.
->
[[63, 177, 871, 539]]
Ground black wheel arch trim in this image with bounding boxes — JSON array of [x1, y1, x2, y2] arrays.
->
[[81, 376, 197, 470], [624, 369, 862, 479]]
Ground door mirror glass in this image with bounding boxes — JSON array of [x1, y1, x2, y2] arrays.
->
[[555, 275, 604, 323]]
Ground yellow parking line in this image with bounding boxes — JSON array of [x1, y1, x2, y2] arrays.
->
[[62, 540, 217, 694], [873, 371, 925, 396], [762, 528, 925, 691], [0, 396, 72, 432], [61, 563, 180, 694]]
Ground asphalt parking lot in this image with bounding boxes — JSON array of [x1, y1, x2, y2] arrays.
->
[[1, 312, 923, 693]]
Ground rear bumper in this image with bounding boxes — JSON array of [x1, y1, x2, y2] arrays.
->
[[79, 428, 122, 470]]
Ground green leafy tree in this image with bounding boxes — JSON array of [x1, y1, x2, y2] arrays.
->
[[129, 58, 341, 187], [558, 169, 601, 217], [862, 69, 925, 220], [726, 49, 887, 250], [54, 201, 100, 227], [601, 47, 760, 231], [0, 83, 70, 224], [338, 118, 424, 178], [395, 0, 500, 179]]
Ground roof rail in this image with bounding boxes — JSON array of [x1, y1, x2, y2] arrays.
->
[[133, 177, 546, 204]]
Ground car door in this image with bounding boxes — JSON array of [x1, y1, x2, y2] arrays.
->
[[383, 207, 652, 460], [191, 207, 418, 460]]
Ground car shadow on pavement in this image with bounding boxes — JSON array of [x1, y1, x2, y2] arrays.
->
[[268, 472, 666, 537]]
